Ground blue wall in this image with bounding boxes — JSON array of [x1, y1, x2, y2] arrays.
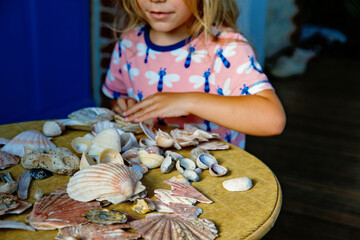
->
[[0, 0, 94, 124]]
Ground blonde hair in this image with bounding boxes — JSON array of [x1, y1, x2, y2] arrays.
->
[[113, 0, 240, 42]]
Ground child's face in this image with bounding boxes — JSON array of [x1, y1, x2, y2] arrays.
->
[[137, 0, 193, 35]]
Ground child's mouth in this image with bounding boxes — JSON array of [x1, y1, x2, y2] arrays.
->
[[149, 11, 172, 20]]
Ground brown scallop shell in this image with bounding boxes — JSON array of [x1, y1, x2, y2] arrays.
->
[[0, 151, 19, 169]]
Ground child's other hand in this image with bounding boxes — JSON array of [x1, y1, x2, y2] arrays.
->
[[123, 92, 192, 122], [111, 97, 137, 115]]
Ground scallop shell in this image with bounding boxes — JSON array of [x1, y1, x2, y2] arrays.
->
[[189, 147, 209, 161], [98, 148, 124, 165], [79, 152, 96, 170], [209, 164, 228, 177], [91, 128, 121, 151], [42, 121, 65, 137], [71, 136, 92, 154], [130, 213, 218, 240], [138, 149, 164, 169], [164, 180, 213, 204], [176, 158, 196, 174], [0, 151, 19, 169], [155, 129, 174, 148], [26, 191, 101, 230], [68, 107, 115, 125], [160, 155, 175, 173], [196, 153, 218, 169], [222, 177, 253, 191], [154, 189, 197, 205], [1, 130, 56, 157], [67, 163, 145, 204]]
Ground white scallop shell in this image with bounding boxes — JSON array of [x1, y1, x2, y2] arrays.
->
[[155, 129, 174, 148], [222, 177, 253, 191], [196, 153, 218, 169], [139, 150, 164, 169], [154, 189, 197, 205], [0, 151, 20, 169], [42, 121, 65, 137], [98, 148, 124, 165], [91, 128, 121, 151], [71, 137, 92, 154], [67, 163, 145, 204], [1, 130, 56, 157], [209, 164, 228, 177]]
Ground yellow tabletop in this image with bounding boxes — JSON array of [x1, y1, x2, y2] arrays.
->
[[0, 121, 282, 240]]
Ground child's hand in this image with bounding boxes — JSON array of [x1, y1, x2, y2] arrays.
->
[[123, 92, 193, 122], [111, 97, 137, 115]]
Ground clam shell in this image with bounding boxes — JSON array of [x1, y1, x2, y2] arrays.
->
[[1, 130, 56, 157], [139, 150, 164, 169], [182, 169, 200, 182], [79, 152, 96, 169], [122, 148, 141, 163], [176, 158, 196, 174], [120, 132, 139, 152], [68, 107, 115, 125], [168, 175, 190, 185], [71, 137, 92, 154], [196, 153, 218, 169], [0, 151, 20, 169], [194, 168, 202, 175], [164, 150, 183, 161], [164, 180, 213, 204], [128, 162, 148, 175], [42, 121, 64, 137], [155, 129, 174, 148], [222, 177, 253, 191], [98, 148, 124, 165], [67, 163, 145, 204], [209, 164, 228, 177], [91, 128, 121, 152], [190, 147, 209, 161], [130, 213, 218, 240], [138, 138, 156, 148], [17, 170, 32, 200], [160, 155, 175, 173]]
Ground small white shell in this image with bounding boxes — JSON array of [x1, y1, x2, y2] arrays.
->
[[34, 190, 44, 200], [176, 158, 196, 174], [122, 148, 141, 163], [98, 148, 124, 165], [209, 164, 228, 177], [164, 150, 183, 161], [71, 137, 92, 154], [160, 155, 175, 173], [42, 121, 65, 137], [182, 169, 200, 182], [79, 152, 96, 169], [222, 177, 253, 191], [196, 153, 218, 169], [155, 129, 174, 148], [169, 175, 191, 185], [139, 150, 164, 169]]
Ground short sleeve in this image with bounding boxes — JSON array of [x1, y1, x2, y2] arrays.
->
[[102, 42, 128, 99]]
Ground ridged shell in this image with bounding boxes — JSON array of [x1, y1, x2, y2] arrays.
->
[[67, 163, 145, 204], [42, 121, 65, 137], [26, 191, 101, 230], [222, 177, 253, 191], [130, 213, 218, 240], [1, 130, 56, 157], [139, 150, 164, 169], [154, 189, 197, 205], [79, 152, 96, 170], [168, 175, 190, 185], [209, 163, 228, 177], [196, 153, 218, 169], [91, 128, 121, 151], [68, 107, 115, 125], [164, 181, 212, 204], [0, 151, 19, 169], [98, 148, 124, 165], [155, 129, 174, 148], [71, 137, 92, 154]]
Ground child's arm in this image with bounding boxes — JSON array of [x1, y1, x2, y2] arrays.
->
[[123, 90, 286, 136], [111, 97, 137, 115]]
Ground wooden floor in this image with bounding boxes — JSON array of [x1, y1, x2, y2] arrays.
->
[[245, 52, 360, 239]]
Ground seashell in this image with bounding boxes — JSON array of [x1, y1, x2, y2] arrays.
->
[[91, 120, 125, 135], [17, 170, 32, 200], [131, 198, 156, 214], [68, 107, 115, 125], [67, 163, 145, 204], [80, 152, 96, 169], [190, 147, 209, 161], [160, 155, 175, 173], [1, 130, 56, 157], [91, 128, 121, 152], [42, 121, 65, 137], [0, 193, 19, 215], [139, 121, 156, 141], [120, 132, 139, 152], [0, 138, 10, 146], [197, 141, 230, 150], [196, 153, 218, 169], [194, 167, 202, 175], [169, 175, 190, 185], [0, 151, 20, 169], [0, 172, 17, 194], [164, 150, 183, 161], [30, 169, 53, 180], [222, 177, 253, 191], [128, 162, 148, 175], [71, 137, 92, 154], [164, 180, 213, 204], [139, 149, 164, 169], [145, 145, 163, 155], [154, 189, 197, 205], [155, 129, 174, 148], [21, 147, 80, 175], [122, 148, 141, 163], [138, 137, 156, 148], [130, 213, 218, 240], [85, 209, 127, 224], [176, 158, 196, 174], [182, 169, 200, 182], [26, 191, 101, 230], [5, 198, 32, 215], [33, 190, 44, 200], [209, 164, 228, 177], [0, 220, 35, 231], [149, 199, 202, 218], [56, 222, 141, 240], [98, 148, 124, 165]]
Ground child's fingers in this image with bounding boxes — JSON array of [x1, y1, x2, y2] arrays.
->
[[123, 99, 151, 116], [125, 102, 157, 122], [116, 98, 128, 113]]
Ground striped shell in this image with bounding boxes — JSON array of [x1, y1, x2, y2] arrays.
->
[[139, 150, 164, 169], [67, 163, 145, 204], [0, 151, 19, 169], [130, 213, 218, 240], [1, 130, 56, 157], [155, 129, 174, 148]]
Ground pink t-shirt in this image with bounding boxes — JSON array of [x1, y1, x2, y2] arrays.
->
[[102, 25, 273, 149]]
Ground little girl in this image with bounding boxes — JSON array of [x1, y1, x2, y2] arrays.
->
[[102, 0, 286, 149]]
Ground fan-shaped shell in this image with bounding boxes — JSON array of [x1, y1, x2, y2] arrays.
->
[[42, 121, 65, 137], [196, 153, 218, 169], [67, 163, 145, 204], [71, 137, 92, 154], [130, 213, 218, 240], [154, 189, 197, 205], [222, 177, 253, 191], [1, 130, 56, 157], [68, 107, 115, 125], [139, 150, 164, 169], [91, 128, 121, 151], [164, 181, 212, 204], [98, 148, 124, 165], [0, 151, 19, 169]]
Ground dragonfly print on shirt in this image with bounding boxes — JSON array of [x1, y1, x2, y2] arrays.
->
[[137, 43, 160, 64], [214, 42, 237, 73], [171, 45, 207, 68], [118, 39, 132, 59], [146, 68, 180, 92], [237, 55, 263, 74], [123, 61, 139, 81], [216, 78, 231, 96], [189, 68, 215, 93]]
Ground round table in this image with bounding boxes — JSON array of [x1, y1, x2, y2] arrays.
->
[[0, 121, 282, 240]]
